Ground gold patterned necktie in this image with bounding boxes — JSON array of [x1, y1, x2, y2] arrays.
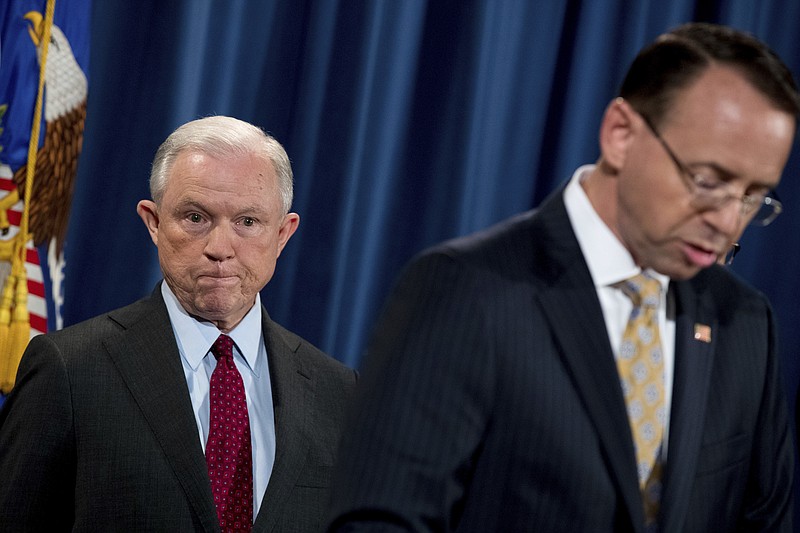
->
[[617, 273, 665, 527]]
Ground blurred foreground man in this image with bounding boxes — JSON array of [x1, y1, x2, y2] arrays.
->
[[328, 23, 799, 532], [0, 116, 356, 532]]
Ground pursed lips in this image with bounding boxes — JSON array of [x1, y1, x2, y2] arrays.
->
[[197, 273, 239, 284]]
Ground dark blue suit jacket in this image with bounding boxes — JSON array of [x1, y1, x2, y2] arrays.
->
[[328, 188, 793, 532]]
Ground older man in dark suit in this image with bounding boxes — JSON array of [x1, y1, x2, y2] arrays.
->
[[328, 23, 799, 532], [0, 116, 356, 532]]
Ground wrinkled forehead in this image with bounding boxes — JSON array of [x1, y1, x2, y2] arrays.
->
[[165, 150, 279, 198]]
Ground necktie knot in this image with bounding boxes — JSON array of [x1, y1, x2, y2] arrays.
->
[[211, 334, 235, 362], [620, 273, 661, 309]]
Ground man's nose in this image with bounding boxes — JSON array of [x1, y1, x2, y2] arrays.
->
[[704, 196, 746, 239], [204, 224, 236, 260]]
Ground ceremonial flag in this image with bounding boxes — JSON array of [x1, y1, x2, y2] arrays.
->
[[0, 0, 90, 402]]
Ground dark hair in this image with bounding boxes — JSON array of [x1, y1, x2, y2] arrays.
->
[[619, 22, 800, 127]]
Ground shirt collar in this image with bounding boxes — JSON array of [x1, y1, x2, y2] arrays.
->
[[563, 165, 669, 293], [161, 282, 263, 375]]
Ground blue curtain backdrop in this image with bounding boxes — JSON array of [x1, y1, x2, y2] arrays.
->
[[69, 0, 798, 461]]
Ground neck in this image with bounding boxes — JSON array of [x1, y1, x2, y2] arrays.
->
[[582, 160, 624, 244]]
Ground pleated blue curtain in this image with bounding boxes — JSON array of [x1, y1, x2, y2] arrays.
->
[[67, 1, 800, 392]]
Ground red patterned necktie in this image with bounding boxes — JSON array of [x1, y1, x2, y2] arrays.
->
[[206, 334, 254, 531]]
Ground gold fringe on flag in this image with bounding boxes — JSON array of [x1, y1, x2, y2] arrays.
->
[[0, 263, 29, 393], [0, 0, 56, 394], [0, 271, 15, 389]]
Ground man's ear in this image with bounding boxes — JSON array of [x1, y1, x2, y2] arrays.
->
[[276, 213, 300, 256], [599, 97, 636, 173], [136, 200, 160, 246]]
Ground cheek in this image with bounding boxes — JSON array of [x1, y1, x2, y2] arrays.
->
[[158, 226, 202, 266], [240, 240, 280, 283], [162, 220, 202, 246], [621, 166, 695, 233], [618, 178, 655, 229]]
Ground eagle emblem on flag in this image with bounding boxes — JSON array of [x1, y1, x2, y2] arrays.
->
[[8, 11, 88, 254]]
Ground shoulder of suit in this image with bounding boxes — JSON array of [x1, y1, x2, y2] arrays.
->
[[404, 209, 540, 284], [688, 266, 771, 314], [267, 318, 357, 383], [44, 292, 165, 344], [432, 210, 537, 255]]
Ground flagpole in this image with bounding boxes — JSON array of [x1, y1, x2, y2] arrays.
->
[[0, 0, 57, 394]]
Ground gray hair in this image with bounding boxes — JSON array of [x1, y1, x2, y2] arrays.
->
[[149, 116, 294, 214]]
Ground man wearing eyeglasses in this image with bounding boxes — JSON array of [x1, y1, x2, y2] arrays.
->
[[328, 23, 799, 532]]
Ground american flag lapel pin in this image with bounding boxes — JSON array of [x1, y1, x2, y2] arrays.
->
[[694, 323, 711, 343]]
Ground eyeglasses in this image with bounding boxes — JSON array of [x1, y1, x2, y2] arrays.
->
[[722, 242, 741, 266], [636, 111, 783, 227]]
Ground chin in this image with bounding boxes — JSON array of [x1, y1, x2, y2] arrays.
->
[[642, 256, 687, 280], [192, 299, 235, 319], [660, 262, 704, 281]]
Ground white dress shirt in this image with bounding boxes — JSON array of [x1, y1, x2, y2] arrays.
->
[[161, 282, 276, 518], [563, 165, 675, 457]]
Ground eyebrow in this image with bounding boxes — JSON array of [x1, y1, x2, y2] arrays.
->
[[171, 198, 275, 219], [171, 199, 207, 213]]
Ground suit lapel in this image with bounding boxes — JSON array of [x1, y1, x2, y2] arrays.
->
[[253, 311, 312, 533], [659, 279, 716, 531], [532, 191, 645, 532], [102, 290, 219, 533]]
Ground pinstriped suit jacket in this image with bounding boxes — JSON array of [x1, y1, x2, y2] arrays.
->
[[328, 188, 793, 532], [0, 286, 357, 532]]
